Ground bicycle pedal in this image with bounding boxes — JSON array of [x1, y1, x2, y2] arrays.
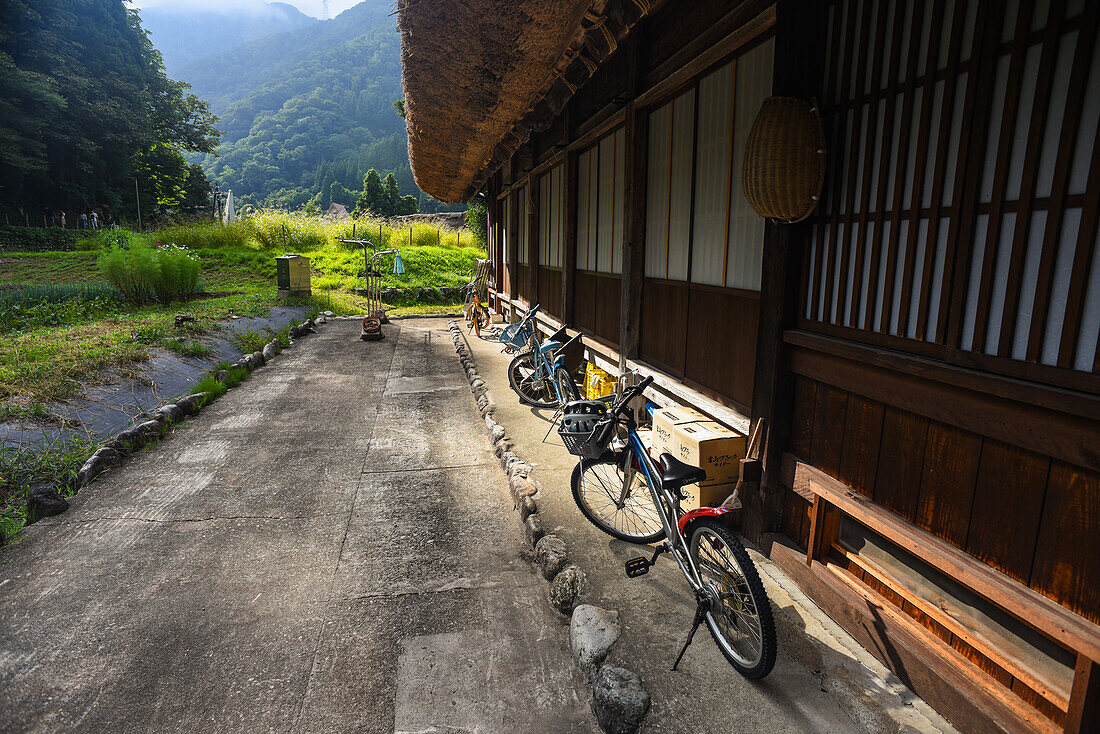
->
[[625, 557, 650, 578]]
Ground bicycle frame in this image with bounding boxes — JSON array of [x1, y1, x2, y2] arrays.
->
[[593, 401, 733, 595]]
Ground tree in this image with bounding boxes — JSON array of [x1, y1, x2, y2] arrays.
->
[[381, 172, 400, 214], [0, 0, 221, 217], [355, 168, 384, 215], [465, 196, 487, 249]]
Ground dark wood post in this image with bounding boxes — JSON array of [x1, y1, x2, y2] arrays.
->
[[509, 185, 519, 302], [747, 0, 828, 542], [1067, 654, 1100, 734], [620, 34, 647, 363]]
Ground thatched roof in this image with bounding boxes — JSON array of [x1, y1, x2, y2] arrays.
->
[[398, 0, 659, 203]]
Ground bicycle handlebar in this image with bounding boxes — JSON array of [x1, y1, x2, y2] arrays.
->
[[609, 375, 654, 418]]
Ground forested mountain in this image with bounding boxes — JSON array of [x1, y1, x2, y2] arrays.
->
[[0, 0, 219, 219], [139, 2, 318, 74], [161, 1, 452, 213]]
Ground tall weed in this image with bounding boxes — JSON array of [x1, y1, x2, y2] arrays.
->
[[97, 240, 200, 304]]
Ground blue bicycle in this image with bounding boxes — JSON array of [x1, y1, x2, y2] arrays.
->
[[501, 305, 580, 408], [558, 376, 776, 678]]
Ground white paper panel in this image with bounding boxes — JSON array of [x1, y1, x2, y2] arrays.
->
[[1036, 30, 1078, 199], [502, 196, 511, 267], [961, 214, 989, 350], [906, 219, 929, 338], [857, 222, 875, 326], [577, 149, 592, 270], [942, 73, 967, 206], [727, 37, 772, 291], [597, 134, 615, 272], [1075, 226, 1100, 371], [917, 0, 935, 76], [554, 164, 565, 268], [611, 128, 625, 274], [1001, 0, 1021, 43], [980, 58, 1010, 204], [1041, 208, 1081, 365], [645, 103, 672, 278], [927, 218, 949, 336], [873, 220, 892, 329], [903, 89, 923, 209], [889, 221, 909, 335], [1006, 44, 1041, 201], [539, 171, 550, 264], [961, 0, 978, 62], [668, 89, 695, 282], [921, 80, 945, 209], [1069, 21, 1100, 195], [691, 62, 734, 286], [845, 222, 861, 325], [806, 233, 819, 319], [864, 0, 880, 94], [985, 212, 1017, 355], [518, 185, 529, 264], [1010, 211, 1047, 360]]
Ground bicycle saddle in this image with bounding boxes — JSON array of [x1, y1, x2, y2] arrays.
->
[[659, 453, 706, 490], [539, 340, 561, 353]]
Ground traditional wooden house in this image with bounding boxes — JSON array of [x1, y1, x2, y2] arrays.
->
[[397, 0, 1100, 730]]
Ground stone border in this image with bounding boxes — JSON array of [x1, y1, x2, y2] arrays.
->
[[23, 317, 326, 528], [446, 320, 651, 734]]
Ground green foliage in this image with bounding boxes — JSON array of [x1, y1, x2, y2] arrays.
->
[[0, 0, 220, 217], [0, 283, 124, 334], [191, 376, 228, 404], [231, 330, 269, 354], [161, 338, 210, 357], [1, 436, 95, 544], [0, 226, 78, 253], [465, 198, 488, 249], [250, 211, 328, 251], [149, 221, 253, 250], [97, 240, 200, 304]]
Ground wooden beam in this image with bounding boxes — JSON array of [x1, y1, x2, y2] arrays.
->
[[780, 454, 1100, 664], [1066, 655, 1100, 734], [767, 535, 1059, 734]]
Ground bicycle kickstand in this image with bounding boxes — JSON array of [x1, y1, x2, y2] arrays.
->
[[542, 406, 564, 441], [671, 595, 709, 671]]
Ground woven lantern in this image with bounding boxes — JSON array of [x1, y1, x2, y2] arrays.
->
[[742, 97, 826, 223]]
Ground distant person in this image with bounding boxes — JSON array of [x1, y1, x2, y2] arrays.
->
[[80, 212, 88, 229], [60, 211, 66, 228], [91, 211, 99, 229]]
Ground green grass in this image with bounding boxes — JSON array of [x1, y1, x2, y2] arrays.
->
[[0, 213, 484, 410], [1, 436, 95, 544]]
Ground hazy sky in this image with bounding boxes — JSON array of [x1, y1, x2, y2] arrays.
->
[[131, 0, 366, 19]]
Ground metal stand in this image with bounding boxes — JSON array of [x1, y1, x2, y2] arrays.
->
[[672, 595, 710, 671], [340, 238, 397, 321]]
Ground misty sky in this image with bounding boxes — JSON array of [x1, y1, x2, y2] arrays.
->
[[131, 0, 365, 19]]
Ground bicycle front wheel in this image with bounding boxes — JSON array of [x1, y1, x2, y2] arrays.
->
[[687, 518, 776, 679], [571, 456, 665, 543], [508, 352, 556, 407], [554, 366, 581, 403], [474, 305, 491, 337]]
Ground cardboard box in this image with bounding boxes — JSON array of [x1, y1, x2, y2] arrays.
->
[[638, 427, 741, 508], [650, 408, 746, 487], [651, 407, 709, 456]]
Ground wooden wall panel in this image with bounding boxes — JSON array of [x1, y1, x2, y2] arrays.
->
[[542, 268, 563, 319], [809, 384, 847, 477], [1031, 463, 1100, 625], [838, 395, 884, 497], [790, 376, 816, 459], [640, 277, 688, 374], [872, 407, 927, 522], [684, 289, 759, 409], [574, 271, 597, 334], [915, 424, 982, 548], [595, 273, 621, 344], [966, 440, 1050, 585]]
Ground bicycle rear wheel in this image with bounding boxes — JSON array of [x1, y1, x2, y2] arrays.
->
[[508, 352, 556, 407], [571, 455, 665, 543], [686, 517, 776, 679]]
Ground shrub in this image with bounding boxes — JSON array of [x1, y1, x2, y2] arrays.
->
[[231, 329, 268, 353], [0, 225, 79, 252], [150, 221, 253, 250], [0, 283, 124, 334], [97, 240, 200, 304]]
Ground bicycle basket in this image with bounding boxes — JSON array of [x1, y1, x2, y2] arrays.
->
[[499, 322, 530, 349], [558, 400, 615, 458]]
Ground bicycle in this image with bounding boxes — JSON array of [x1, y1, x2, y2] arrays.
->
[[506, 324, 580, 409], [558, 375, 776, 679], [463, 282, 491, 338], [498, 303, 539, 355]]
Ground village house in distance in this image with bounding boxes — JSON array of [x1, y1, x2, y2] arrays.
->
[[398, 0, 1100, 732]]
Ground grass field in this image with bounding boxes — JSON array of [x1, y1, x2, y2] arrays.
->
[[0, 213, 484, 412]]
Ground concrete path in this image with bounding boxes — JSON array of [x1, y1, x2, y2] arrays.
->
[[0, 318, 595, 733], [460, 322, 956, 734]]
